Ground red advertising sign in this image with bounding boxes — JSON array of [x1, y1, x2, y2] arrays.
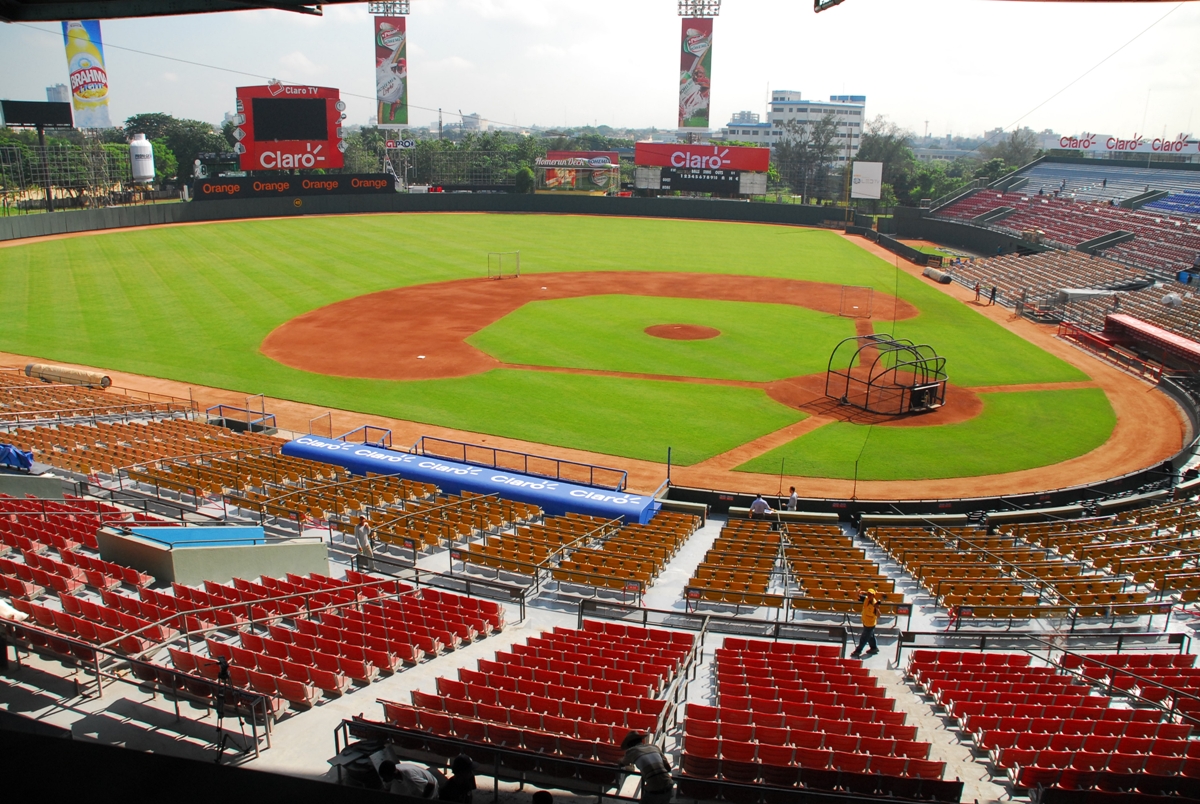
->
[[234, 83, 345, 171], [635, 142, 769, 173], [545, 150, 620, 166]]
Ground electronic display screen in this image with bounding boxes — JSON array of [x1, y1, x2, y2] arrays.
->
[[251, 97, 327, 141]]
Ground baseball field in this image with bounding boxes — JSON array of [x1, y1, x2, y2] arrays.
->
[[0, 212, 1171, 491]]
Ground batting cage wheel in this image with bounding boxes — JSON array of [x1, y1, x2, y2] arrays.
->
[[487, 251, 520, 280]]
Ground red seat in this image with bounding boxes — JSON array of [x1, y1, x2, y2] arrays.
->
[[1057, 768, 1099, 790], [1144, 755, 1184, 776], [247, 668, 279, 697], [832, 751, 870, 774], [308, 665, 349, 695], [277, 676, 318, 707], [794, 747, 831, 769], [905, 759, 944, 779]]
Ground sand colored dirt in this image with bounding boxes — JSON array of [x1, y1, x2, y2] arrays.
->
[[644, 324, 721, 341], [261, 272, 919, 381]]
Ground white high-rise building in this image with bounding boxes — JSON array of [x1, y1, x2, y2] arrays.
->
[[718, 91, 866, 162], [46, 84, 70, 104]]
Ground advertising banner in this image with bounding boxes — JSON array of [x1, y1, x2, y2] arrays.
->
[[678, 18, 713, 128], [851, 161, 884, 200], [281, 435, 660, 523], [234, 84, 345, 171], [1056, 132, 1197, 156], [193, 174, 393, 201], [635, 142, 769, 173], [545, 150, 619, 166], [375, 16, 408, 129], [61, 20, 112, 129]]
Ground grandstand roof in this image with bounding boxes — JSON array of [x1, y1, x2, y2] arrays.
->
[[0, 0, 360, 22]]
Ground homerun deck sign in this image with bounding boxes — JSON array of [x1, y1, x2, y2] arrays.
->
[[193, 174, 394, 201]]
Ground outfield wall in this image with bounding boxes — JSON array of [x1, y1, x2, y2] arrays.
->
[[0, 194, 846, 242]]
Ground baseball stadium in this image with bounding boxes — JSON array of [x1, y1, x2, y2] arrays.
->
[[3, 1, 1200, 803]]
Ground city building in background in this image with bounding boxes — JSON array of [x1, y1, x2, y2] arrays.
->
[[45, 84, 69, 104], [716, 91, 866, 162]]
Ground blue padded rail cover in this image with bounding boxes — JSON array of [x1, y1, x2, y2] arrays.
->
[[281, 435, 660, 524]]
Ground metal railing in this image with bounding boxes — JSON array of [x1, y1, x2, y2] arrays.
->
[[416, 435, 628, 491]]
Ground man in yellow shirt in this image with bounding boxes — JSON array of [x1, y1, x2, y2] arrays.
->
[[849, 587, 881, 659]]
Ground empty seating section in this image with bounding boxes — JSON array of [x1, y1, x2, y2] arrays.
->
[[1006, 499, 1200, 604], [0, 377, 188, 425], [685, 520, 903, 615], [1145, 190, 1200, 219], [3, 418, 280, 477], [936, 188, 1200, 275], [464, 514, 616, 576], [1015, 163, 1200, 207], [907, 650, 1195, 795], [943, 251, 1149, 311], [462, 510, 697, 592], [1061, 652, 1200, 717], [870, 525, 1153, 620], [378, 621, 693, 780], [370, 492, 540, 550], [679, 638, 944, 796]]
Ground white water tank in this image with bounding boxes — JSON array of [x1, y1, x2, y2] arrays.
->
[[129, 133, 155, 183]]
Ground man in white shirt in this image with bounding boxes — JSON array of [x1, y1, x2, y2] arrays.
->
[[749, 495, 771, 519], [787, 486, 798, 512]]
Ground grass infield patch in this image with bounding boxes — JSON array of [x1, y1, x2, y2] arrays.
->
[[735, 389, 1115, 480], [469, 295, 857, 382]]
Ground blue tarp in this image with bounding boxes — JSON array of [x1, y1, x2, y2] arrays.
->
[[0, 443, 34, 472], [281, 435, 660, 524]]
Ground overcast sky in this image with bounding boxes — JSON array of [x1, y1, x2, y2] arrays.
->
[[1, 0, 1197, 139]]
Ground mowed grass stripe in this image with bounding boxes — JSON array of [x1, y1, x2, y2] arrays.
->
[[736, 389, 1115, 480]]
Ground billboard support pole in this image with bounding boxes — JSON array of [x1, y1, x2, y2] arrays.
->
[[37, 124, 54, 214]]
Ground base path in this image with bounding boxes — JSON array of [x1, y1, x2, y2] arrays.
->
[[261, 271, 918, 381]]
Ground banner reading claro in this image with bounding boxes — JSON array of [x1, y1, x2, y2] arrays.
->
[[233, 83, 345, 171], [635, 142, 769, 173], [192, 174, 393, 201]]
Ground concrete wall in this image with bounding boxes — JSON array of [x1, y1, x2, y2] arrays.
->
[[97, 529, 328, 585], [0, 194, 845, 242], [0, 473, 66, 500], [892, 206, 1048, 256]]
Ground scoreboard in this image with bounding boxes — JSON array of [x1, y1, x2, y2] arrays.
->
[[233, 83, 345, 172]]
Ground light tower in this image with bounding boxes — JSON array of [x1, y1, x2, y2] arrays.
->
[[677, 1, 720, 142]]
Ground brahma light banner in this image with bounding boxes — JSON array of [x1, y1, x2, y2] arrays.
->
[[678, 18, 713, 128], [61, 20, 113, 129], [851, 161, 884, 200], [375, 16, 408, 128]]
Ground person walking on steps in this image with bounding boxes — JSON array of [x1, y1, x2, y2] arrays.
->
[[354, 514, 374, 571], [850, 587, 882, 658]]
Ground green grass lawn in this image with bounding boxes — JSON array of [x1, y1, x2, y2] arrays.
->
[[736, 389, 1115, 480], [469, 295, 858, 382], [0, 214, 1102, 470]]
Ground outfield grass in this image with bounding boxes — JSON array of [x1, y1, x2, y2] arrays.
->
[[0, 215, 1101, 470], [736, 389, 1115, 480], [469, 295, 858, 382]]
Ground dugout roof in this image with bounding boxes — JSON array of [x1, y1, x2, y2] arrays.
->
[[1105, 313, 1200, 366]]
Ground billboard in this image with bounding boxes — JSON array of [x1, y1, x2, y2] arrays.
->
[[660, 168, 741, 194], [374, 16, 408, 129], [1056, 132, 1197, 156], [678, 18, 713, 128], [545, 150, 619, 166], [635, 142, 769, 173], [851, 161, 884, 200], [192, 174, 393, 201], [61, 20, 112, 129], [234, 84, 345, 171]]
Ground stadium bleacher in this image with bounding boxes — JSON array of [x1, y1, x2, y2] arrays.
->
[[1015, 162, 1200, 207]]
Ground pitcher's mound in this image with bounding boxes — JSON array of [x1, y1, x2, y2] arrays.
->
[[645, 324, 721, 341]]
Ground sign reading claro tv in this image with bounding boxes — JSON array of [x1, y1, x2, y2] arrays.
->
[[233, 82, 345, 171], [635, 142, 770, 173]]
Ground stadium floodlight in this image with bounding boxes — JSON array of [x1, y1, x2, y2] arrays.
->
[[678, 1, 721, 16], [368, 1, 410, 13], [815, 0, 847, 11]]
